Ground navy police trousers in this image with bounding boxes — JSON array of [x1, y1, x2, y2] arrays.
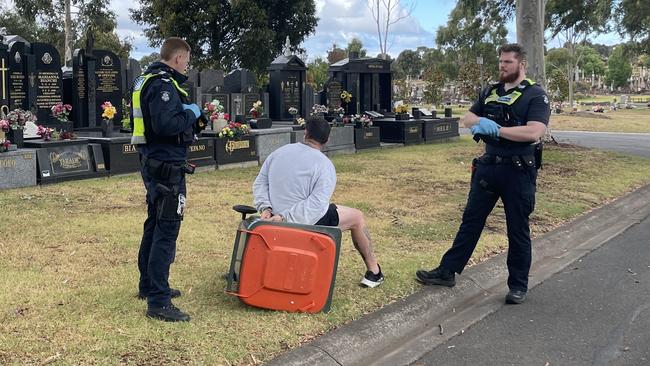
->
[[137, 158, 187, 308], [440, 158, 537, 292]]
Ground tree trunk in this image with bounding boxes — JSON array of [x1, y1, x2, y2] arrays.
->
[[516, 0, 546, 88]]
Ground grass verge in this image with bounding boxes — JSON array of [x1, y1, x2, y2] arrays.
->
[[2, 138, 650, 365]]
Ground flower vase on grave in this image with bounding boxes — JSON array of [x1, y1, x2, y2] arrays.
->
[[101, 119, 114, 137], [7, 128, 24, 148]]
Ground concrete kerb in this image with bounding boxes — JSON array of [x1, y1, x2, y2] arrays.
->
[[267, 182, 650, 366]]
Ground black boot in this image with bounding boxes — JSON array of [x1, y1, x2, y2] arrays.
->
[[415, 266, 456, 287], [146, 303, 191, 322], [505, 290, 527, 304]]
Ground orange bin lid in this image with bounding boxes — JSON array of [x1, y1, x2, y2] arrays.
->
[[236, 223, 340, 313]]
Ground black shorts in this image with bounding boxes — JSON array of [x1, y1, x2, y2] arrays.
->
[[315, 203, 339, 227]]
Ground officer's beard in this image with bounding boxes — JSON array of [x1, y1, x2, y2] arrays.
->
[[499, 69, 520, 83]]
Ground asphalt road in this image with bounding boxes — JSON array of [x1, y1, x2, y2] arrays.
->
[[413, 213, 650, 366], [552, 130, 650, 158]]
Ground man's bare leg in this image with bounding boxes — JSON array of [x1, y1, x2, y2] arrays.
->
[[336, 205, 380, 274]]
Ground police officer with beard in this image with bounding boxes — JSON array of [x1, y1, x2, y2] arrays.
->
[[416, 43, 550, 305], [131, 37, 203, 322]]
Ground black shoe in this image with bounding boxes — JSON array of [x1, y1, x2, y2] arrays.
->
[[360, 266, 384, 288], [505, 290, 527, 304], [138, 288, 182, 300], [146, 303, 191, 322], [415, 267, 456, 287]]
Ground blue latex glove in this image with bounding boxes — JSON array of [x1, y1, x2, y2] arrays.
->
[[473, 117, 501, 137], [182, 103, 201, 119]]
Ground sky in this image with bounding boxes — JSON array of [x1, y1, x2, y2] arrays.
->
[[106, 0, 624, 61]]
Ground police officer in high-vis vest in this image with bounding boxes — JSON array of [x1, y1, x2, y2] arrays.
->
[[416, 43, 550, 305], [131, 37, 203, 322]]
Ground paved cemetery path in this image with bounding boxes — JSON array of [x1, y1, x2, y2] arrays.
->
[[412, 214, 650, 366], [552, 130, 650, 158], [459, 127, 650, 158]]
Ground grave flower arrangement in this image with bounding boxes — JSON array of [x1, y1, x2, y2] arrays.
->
[[0, 138, 10, 153], [217, 121, 249, 140], [36, 125, 55, 141], [101, 101, 117, 122], [288, 106, 298, 116], [294, 117, 306, 129], [250, 100, 263, 118], [331, 106, 345, 115], [349, 114, 372, 128], [51, 102, 73, 123], [311, 104, 328, 115], [340, 90, 352, 104], [395, 104, 409, 114], [4, 108, 36, 130]]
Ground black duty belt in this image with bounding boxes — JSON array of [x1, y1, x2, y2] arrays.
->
[[478, 154, 535, 168], [142, 157, 196, 180]]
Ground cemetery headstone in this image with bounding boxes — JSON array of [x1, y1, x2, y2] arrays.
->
[[6, 40, 31, 111], [268, 54, 306, 120], [32, 42, 63, 127], [93, 50, 123, 126], [324, 79, 342, 111]]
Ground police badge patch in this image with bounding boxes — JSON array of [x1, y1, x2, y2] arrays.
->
[[543, 95, 549, 104], [161, 91, 170, 102]]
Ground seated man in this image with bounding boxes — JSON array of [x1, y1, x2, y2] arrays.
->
[[252, 116, 384, 288]]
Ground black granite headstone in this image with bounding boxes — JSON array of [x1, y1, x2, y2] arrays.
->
[[125, 58, 141, 93], [31, 43, 63, 127], [6, 41, 30, 111], [93, 50, 122, 127], [325, 79, 342, 111], [268, 55, 306, 121], [244, 92, 261, 118], [224, 68, 257, 93]]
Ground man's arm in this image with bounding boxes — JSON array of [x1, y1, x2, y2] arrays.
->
[[280, 164, 336, 224], [497, 121, 547, 142], [148, 80, 195, 136], [459, 111, 481, 128], [252, 157, 272, 215]]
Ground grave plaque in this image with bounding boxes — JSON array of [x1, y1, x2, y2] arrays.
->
[[93, 50, 122, 126], [325, 80, 342, 110], [32, 43, 63, 126], [25, 138, 106, 183], [7, 41, 29, 111], [0, 149, 37, 190]]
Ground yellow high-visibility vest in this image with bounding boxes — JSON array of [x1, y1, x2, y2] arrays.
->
[[130, 71, 188, 145]]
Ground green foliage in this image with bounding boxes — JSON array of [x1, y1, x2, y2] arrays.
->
[[346, 38, 367, 57], [606, 45, 633, 88], [577, 45, 607, 76], [546, 47, 572, 73], [306, 57, 329, 90], [457, 62, 481, 100], [546, 0, 613, 39], [4, 0, 132, 61], [422, 66, 445, 107], [548, 68, 569, 102], [131, 0, 318, 78], [394, 49, 422, 79], [327, 43, 347, 64], [138, 52, 160, 71], [615, 0, 650, 52]]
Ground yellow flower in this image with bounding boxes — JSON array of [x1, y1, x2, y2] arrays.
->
[[102, 106, 116, 120]]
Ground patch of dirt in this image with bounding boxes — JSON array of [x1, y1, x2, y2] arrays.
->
[[569, 111, 612, 119]]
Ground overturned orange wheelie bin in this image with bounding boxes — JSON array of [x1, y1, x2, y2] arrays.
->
[[226, 205, 342, 313]]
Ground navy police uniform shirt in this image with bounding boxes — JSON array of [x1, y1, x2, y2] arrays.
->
[[470, 81, 551, 128], [137, 61, 195, 162]]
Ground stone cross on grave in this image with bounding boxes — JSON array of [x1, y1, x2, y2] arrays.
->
[[283, 36, 291, 57], [1, 57, 8, 116]]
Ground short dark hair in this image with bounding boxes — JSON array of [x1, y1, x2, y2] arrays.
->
[[160, 37, 191, 61], [305, 116, 331, 144], [498, 43, 526, 61]]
